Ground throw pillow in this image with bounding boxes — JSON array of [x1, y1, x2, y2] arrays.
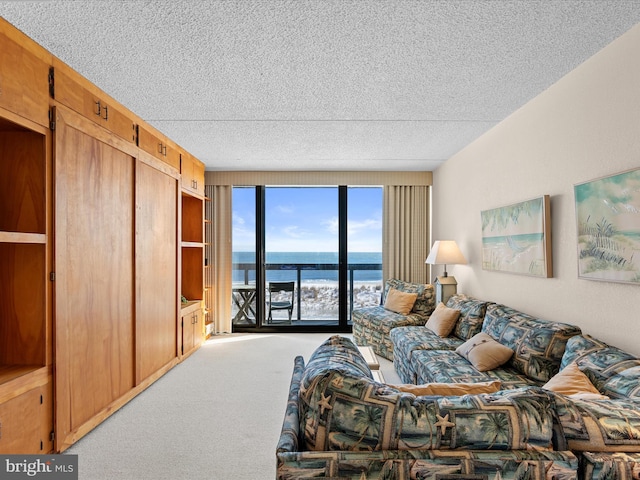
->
[[392, 380, 502, 396], [542, 362, 602, 396], [456, 332, 513, 372], [383, 288, 418, 315], [425, 302, 461, 337]]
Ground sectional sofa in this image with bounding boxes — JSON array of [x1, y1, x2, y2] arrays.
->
[[277, 287, 640, 479]]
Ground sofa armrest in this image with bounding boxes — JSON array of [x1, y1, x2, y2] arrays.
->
[[276, 355, 305, 455]]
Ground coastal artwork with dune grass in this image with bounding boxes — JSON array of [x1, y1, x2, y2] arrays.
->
[[481, 195, 552, 277], [574, 167, 640, 284]]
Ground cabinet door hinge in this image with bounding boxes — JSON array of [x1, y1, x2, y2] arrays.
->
[[50, 431, 55, 442], [49, 109, 56, 131], [48, 67, 55, 99], [50, 272, 56, 281]]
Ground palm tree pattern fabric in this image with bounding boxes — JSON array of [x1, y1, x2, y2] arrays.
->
[[581, 451, 640, 480], [480, 304, 582, 383], [390, 295, 492, 384], [551, 334, 640, 453], [410, 348, 542, 387], [278, 336, 579, 480], [298, 337, 555, 453], [353, 279, 435, 361]]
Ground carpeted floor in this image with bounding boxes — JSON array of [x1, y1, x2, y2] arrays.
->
[[65, 333, 400, 480]]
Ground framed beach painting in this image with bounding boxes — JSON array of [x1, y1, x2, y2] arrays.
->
[[574, 167, 640, 284], [481, 195, 552, 277]]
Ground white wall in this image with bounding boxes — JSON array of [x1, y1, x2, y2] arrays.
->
[[432, 23, 640, 356]]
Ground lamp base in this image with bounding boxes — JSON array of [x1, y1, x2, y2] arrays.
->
[[434, 275, 458, 305]]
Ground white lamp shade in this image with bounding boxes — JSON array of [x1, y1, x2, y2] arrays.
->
[[425, 240, 467, 265]]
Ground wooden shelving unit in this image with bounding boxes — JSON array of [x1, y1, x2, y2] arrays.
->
[[0, 111, 53, 453]]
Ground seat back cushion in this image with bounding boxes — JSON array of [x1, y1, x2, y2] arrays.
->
[[299, 365, 555, 452], [384, 278, 435, 317], [445, 294, 489, 341], [560, 334, 640, 392], [481, 304, 581, 382]]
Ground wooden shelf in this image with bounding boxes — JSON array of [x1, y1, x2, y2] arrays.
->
[[0, 365, 50, 405], [181, 241, 204, 248], [0, 231, 46, 244], [180, 300, 202, 315], [0, 365, 42, 386]]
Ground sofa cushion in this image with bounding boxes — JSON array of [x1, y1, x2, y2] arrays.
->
[[300, 365, 556, 452], [482, 303, 582, 382], [456, 332, 514, 372], [384, 288, 418, 315], [392, 380, 502, 396], [425, 302, 460, 337], [390, 326, 464, 383], [554, 394, 640, 452], [599, 365, 640, 400], [411, 349, 538, 388], [560, 335, 640, 392], [542, 362, 601, 396], [384, 278, 435, 317], [446, 294, 489, 341]]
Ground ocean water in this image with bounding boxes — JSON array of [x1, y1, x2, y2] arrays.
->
[[232, 251, 382, 283]]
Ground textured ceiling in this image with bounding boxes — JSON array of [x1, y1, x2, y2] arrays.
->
[[1, 1, 640, 171]]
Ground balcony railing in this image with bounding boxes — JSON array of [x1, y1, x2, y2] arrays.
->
[[232, 262, 383, 324]]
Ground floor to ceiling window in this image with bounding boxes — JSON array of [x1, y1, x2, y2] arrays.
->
[[231, 185, 382, 332]]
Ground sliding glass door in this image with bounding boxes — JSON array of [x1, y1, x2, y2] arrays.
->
[[232, 185, 382, 332]]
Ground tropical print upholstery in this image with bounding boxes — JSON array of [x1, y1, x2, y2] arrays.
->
[[560, 334, 640, 391], [550, 334, 640, 458], [481, 303, 582, 382], [390, 326, 463, 383], [580, 451, 640, 480], [302, 334, 373, 381], [352, 279, 435, 360], [447, 294, 491, 341], [411, 348, 542, 388], [389, 294, 490, 383], [277, 448, 579, 480], [300, 370, 556, 452], [277, 336, 579, 480], [554, 394, 640, 452]]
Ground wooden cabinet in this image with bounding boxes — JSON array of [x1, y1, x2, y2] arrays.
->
[[51, 60, 137, 144], [0, 22, 51, 127], [0, 373, 53, 453], [137, 124, 181, 170], [0, 17, 206, 453], [180, 187, 205, 354], [0, 110, 52, 453], [181, 153, 205, 197], [180, 302, 203, 357]]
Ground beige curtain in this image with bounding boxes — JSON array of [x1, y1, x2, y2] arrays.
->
[[206, 185, 233, 333], [383, 185, 430, 284]]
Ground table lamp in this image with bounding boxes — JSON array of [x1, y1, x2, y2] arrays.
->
[[425, 240, 467, 305]]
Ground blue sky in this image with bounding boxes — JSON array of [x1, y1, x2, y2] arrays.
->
[[232, 187, 382, 252]]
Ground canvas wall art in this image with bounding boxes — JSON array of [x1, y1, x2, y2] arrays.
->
[[574, 167, 640, 284], [481, 195, 552, 277]]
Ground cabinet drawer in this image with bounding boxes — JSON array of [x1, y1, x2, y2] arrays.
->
[[0, 31, 50, 127], [52, 67, 136, 144], [137, 124, 180, 170]]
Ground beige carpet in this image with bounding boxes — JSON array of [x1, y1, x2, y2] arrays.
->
[[65, 333, 401, 480]]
